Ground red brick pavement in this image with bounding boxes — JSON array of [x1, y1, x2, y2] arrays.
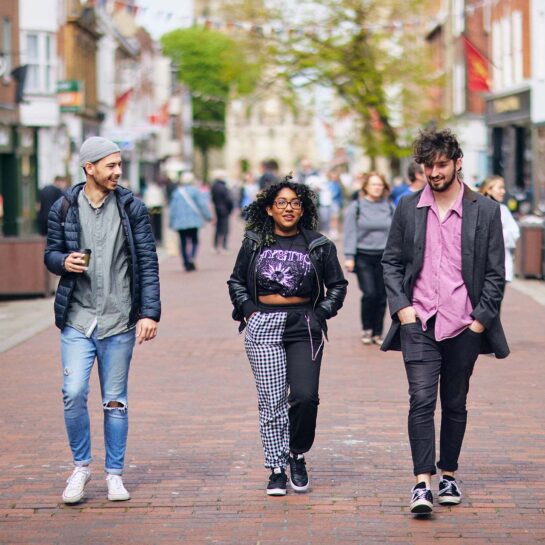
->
[[1, 221, 545, 544]]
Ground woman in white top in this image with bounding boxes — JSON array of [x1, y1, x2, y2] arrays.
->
[[479, 176, 520, 282]]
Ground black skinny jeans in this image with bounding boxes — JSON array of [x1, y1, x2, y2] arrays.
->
[[355, 251, 387, 336], [401, 318, 481, 476]]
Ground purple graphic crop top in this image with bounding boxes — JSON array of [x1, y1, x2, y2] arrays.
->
[[256, 233, 315, 297]]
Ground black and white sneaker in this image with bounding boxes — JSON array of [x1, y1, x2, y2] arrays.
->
[[410, 482, 433, 514], [288, 454, 309, 492], [438, 475, 462, 505], [267, 467, 287, 496]]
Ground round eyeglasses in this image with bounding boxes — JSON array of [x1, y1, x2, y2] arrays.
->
[[274, 198, 302, 210]]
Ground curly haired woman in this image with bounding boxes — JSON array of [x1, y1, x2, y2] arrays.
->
[[228, 178, 348, 496]]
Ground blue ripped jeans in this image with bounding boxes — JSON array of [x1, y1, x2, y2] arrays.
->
[[60, 326, 135, 475]]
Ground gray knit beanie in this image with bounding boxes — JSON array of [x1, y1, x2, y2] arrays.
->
[[79, 137, 120, 166]]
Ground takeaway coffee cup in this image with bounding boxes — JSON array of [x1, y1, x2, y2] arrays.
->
[[79, 249, 92, 267]]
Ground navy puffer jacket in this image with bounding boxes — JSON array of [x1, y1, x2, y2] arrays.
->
[[44, 183, 161, 330]]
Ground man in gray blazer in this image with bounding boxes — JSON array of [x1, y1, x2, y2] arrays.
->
[[381, 128, 509, 515]]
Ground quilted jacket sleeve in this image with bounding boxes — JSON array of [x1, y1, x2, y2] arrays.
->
[[44, 198, 70, 276], [131, 200, 161, 322]]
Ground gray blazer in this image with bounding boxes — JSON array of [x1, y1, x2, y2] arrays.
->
[[381, 184, 509, 359]]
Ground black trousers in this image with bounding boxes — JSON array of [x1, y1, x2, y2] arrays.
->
[[401, 318, 481, 476], [214, 215, 230, 249], [355, 251, 387, 336], [177, 228, 199, 269], [284, 310, 323, 456]]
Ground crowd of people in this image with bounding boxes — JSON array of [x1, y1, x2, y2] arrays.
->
[[43, 127, 518, 517]]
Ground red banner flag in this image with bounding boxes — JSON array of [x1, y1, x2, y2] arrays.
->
[[464, 36, 491, 92], [115, 88, 133, 125], [149, 101, 169, 126]]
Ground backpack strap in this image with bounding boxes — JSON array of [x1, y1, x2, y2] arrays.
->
[[60, 196, 70, 223]]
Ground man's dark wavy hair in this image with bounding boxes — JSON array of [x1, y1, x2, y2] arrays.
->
[[243, 175, 319, 247], [413, 128, 464, 168]]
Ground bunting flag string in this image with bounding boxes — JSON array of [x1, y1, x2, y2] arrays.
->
[[85, 0, 501, 38]]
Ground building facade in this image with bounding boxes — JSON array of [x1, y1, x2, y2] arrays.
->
[[0, 0, 21, 236], [425, 0, 490, 186], [484, 0, 533, 210]]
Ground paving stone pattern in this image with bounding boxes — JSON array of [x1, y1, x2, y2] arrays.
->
[[1, 223, 544, 544]]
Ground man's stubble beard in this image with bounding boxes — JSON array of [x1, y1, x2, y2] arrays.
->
[[428, 169, 458, 193]]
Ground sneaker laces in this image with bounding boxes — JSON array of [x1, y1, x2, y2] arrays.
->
[[107, 474, 127, 493], [66, 467, 89, 488], [412, 486, 430, 501], [439, 479, 459, 495]]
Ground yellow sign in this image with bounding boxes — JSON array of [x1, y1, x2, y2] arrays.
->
[[493, 96, 521, 114]]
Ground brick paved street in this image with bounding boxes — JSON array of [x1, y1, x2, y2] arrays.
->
[[1, 221, 545, 545]]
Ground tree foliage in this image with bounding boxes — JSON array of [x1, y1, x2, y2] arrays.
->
[[259, 0, 440, 164], [161, 26, 262, 175]]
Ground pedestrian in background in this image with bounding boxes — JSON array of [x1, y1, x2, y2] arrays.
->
[[296, 157, 318, 185], [344, 172, 393, 346], [211, 170, 234, 254], [479, 175, 520, 283], [44, 137, 161, 505], [228, 178, 347, 496], [37, 175, 68, 236], [381, 128, 509, 515], [169, 171, 212, 272], [240, 171, 260, 217], [327, 170, 344, 241], [393, 162, 426, 206], [258, 159, 280, 190], [143, 178, 166, 244]]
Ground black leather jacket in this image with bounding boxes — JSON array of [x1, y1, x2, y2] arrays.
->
[[228, 228, 348, 334]]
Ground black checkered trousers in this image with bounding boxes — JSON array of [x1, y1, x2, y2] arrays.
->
[[245, 309, 324, 469]]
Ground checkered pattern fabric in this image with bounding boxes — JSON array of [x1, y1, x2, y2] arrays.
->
[[245, 311, 290, 469]]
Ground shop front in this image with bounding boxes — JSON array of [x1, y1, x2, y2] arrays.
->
[[486, 88, 532, 214]]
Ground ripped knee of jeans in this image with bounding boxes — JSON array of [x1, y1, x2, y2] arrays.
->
[[103, 400, 128, 413]]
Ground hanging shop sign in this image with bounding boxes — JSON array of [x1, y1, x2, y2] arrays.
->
[[57, 80, 84, 113]]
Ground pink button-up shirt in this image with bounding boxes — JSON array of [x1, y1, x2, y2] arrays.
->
[[412, 182, 473, 340]]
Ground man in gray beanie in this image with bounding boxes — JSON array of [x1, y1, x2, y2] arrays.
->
[[45, 136, 161, 504]]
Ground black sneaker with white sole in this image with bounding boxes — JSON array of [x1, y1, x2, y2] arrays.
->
[[438, 475, 462, 505], [267, 467, 287, 496], [288, 454, 309, 492], [410, 482, 433, 514]]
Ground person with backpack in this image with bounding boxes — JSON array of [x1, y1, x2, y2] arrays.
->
[[210, 170, 234, 253], [44, 137, 161, 504], [343, 172, 393, 346], [169, 171, 212, 271]]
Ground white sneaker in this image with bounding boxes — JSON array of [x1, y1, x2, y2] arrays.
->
[[106, 474, 130, 501], [62, 466, 91, 504], [361, 329, 373, 345]]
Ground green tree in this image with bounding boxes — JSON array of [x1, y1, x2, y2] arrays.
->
[[161, 26, 261, 180], [264, 0, 440, 169]]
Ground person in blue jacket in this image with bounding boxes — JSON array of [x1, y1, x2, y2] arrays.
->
[[169, 171, 212, 271], [44, 137, 161, 505]]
